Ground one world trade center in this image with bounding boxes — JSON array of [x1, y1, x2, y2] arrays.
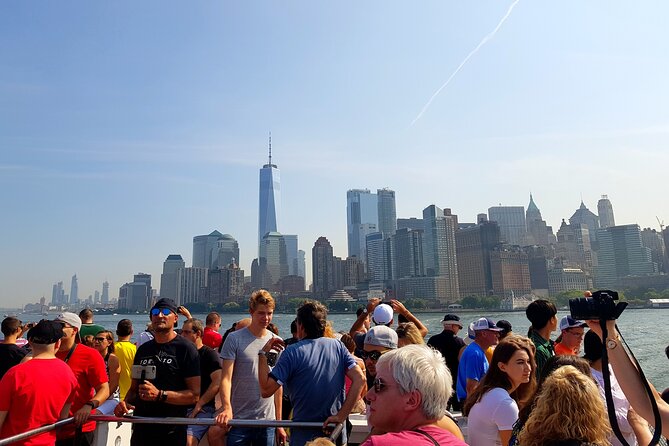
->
[[258, 134, 280, 255]]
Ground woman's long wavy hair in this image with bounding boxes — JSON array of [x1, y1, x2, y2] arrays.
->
[[463, 335, 537, 415], [517, 366, 611, 446]]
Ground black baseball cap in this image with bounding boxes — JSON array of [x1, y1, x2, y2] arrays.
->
[[151, 298, 178, 315], [28, 320, 64, 344]]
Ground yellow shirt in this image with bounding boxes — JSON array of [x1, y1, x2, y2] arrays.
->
[[114, 340, 137, 400]]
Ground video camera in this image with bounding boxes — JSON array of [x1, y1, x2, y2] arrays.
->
[[569, 289, 627, 321]]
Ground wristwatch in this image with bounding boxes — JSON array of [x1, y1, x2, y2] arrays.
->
[[606, 336, 620, 350], [258, 350, 268, 357]]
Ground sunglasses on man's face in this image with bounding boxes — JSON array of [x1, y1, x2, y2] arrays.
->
[[151, 308, 172, 317], [359, 350, 384, 361], [372, 377, 388, 393]]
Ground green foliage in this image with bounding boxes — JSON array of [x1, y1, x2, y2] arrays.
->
[[459, 295, 500, 310], [220, 302, 241, 313], [404, 298, 427, 310]]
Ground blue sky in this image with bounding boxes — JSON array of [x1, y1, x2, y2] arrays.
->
[[2, 1, 668, 306]]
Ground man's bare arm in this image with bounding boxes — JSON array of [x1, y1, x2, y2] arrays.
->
[[390, 300, 428, 337]]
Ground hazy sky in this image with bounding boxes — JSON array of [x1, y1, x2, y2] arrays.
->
[[2, 2, 668, 307]]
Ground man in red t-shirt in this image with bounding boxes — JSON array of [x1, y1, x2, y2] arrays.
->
[[202, 312, 222, 350], [0, 320, 77, 446], [53, 312, 109, 446]]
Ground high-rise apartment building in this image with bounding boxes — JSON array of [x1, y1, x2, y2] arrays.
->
[[365, 232, 388, 283], [377, 188, 397, 237], [51, 281, 65, 306], [488, 206, 527, 246], [391, 228, 424, 280], [160, 254, 185, 301], [253, 232, 289, 290], [283, 234, 301, 277], [176, 267, 208, 305], [312, 236, 336, 299], [640, 228, 666, 273], [397, 218, 424, 232], [207, 263, 245, 304], [101, 281, 109, 305], [455, 221, 501, 297], [595, 225, 656, 288], [422, 205, 459, 301], [597, 195, 616, 229], [258, 137, 280, 253], [70, 274, 79, 305], [133, 273, 153, 310], [569, 200, 600, 246], [490, 245, 532, 298], [347, 189, 378, 260], [119, 282, 149, 311]]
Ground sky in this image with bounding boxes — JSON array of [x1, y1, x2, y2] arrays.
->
[[2, 1, 668, 307]]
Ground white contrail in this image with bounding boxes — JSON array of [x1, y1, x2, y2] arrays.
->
[[410, 0, 521, 127]]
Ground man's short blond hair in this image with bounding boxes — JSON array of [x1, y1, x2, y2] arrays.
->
[[249, 289, 275, 311]]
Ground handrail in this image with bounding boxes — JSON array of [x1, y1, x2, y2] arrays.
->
[[0, 417, 74, 446], [0, 415, 345, 445]]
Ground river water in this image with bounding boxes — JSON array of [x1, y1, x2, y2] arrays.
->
[[91, 308, 668, 390]]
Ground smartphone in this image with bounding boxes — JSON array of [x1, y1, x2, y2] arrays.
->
[[131, 365, 157, 381]]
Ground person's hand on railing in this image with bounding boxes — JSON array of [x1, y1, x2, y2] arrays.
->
[[188, 403, 203, 418], [321, 414, 345, 435], [275, 427, 287, 445], [214, 407, 233, 432], [114, 400, 135, 417], [73, 406, 92, 427]]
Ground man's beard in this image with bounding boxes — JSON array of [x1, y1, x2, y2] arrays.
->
[[153, 322, 174, 334]]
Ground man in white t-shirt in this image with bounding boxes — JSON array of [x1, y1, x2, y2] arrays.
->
[[210, 290, 286, 446]]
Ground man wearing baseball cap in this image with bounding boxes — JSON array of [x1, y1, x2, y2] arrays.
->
[[362, 325, 398, 390], [554, 316, 587, 356], [0, 321, 78, 444], [456, 318, 502, 403], [428, 314, 466, 411], [115, 298, 200, 446], [54, 312, 109, 446]]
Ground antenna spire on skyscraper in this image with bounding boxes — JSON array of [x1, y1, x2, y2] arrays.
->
[[268, 131, 272, 165]]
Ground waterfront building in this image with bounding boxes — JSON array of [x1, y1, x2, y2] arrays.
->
[[597, 195, 616, 229], [212, 234, 240, 270], [255, 232, 289, 290], [312, 236, 336, 300], [101, 281, 109, 305], [176, 267, 208, 305], [283, 234, 301, 277], [118, 281, 149, 311], [334, 256, 366, 289], [297, 250, 306, 279], [548, 267, 588, 296], [490, 245, 532, 298], [346, 189, 378, 261], [258, 136, 281, 253], [555, 220, 594, 272], [366, 232, 388, 283], [394, 276, 454, 303], [455, 221, 500, 297], [422, 205, 460, 301], [277, 275, 305, 293], [641, 228, 666, 273], [397, 217, 424, 232], [160, 254, 185, 301], [377, 188, 397, 238], [595, 224, 656, 288], [51, 281, 65, 306], [70, 274, 79, 305], [525, 194, 556, 247], [207, 261, 245, 304], [488, 206, 527, 246], [133, 273, 153, 309], [392, 227, 424, 280], [524, 245, 550, 295], [192, 230, 224, 269], [569, 200, 600, 246]]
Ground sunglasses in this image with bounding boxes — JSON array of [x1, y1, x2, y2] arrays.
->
[[94, 337, 108, 342], [359, 350, 385, 361], [151, 308, 172, 316], [372, 377, 388, 393]]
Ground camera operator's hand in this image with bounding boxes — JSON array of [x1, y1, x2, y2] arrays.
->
[[366, 298, 382, 313], [139, 381, 160, 401]]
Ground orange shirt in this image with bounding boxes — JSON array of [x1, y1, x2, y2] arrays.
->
[[554, 342, 577, 355]]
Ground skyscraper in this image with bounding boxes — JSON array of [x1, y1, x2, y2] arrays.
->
[[391, 227, 424, 279], [101, 281, 109, 305], [569, 200, 600, 246], [51, 281, 65, 306], [595, 224, 655, 288], [312, 236, 336, 299], [254, 232, 289, 290], [377, 188, 397, 237], [283, 234, 301, 277], [422, 205, 460, 301], [134, 273, 152, 309], [597, 195, 616, 229], [160, 254, 185, 300], [455, 221, 501, 297], [212, 234, 240, 270], [258, 136, 280, 253], [346, 189, 378, 260], [176, 267, 208, 305], [193, 231, 224, 269], [525, 194, 555, 247], [70, 274, 79, 305], [488, 206, 527, 246]]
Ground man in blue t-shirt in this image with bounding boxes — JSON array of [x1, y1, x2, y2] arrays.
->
[[456, 317, 502, 402], [257, 301, 365, 446]]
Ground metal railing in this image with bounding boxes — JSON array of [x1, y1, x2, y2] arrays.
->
[[0, 415, 345, 446]]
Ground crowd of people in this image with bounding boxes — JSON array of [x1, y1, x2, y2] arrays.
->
[[0, 292, 668, 446]]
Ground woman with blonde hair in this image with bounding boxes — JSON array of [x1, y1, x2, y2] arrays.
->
[[518, 365, 611, 446], [396, 322, 424, 347], [464, 336, 537, 446]]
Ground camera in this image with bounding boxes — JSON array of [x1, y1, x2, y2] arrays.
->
[[569, 289, 627, 321]]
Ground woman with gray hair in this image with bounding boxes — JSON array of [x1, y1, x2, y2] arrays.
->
[[362, 344, 467, 445]]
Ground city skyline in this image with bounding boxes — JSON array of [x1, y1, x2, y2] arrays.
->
[[2, 2, 669, 306]]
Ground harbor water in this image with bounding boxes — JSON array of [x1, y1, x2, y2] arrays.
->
[[87, 307, 669, 390]]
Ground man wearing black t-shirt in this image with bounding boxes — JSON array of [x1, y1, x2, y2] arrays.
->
[[427, 314, 465, 411], [181, 318, 222, 446], [115, 298, 200, 446], [0, 317, 28, 380]]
